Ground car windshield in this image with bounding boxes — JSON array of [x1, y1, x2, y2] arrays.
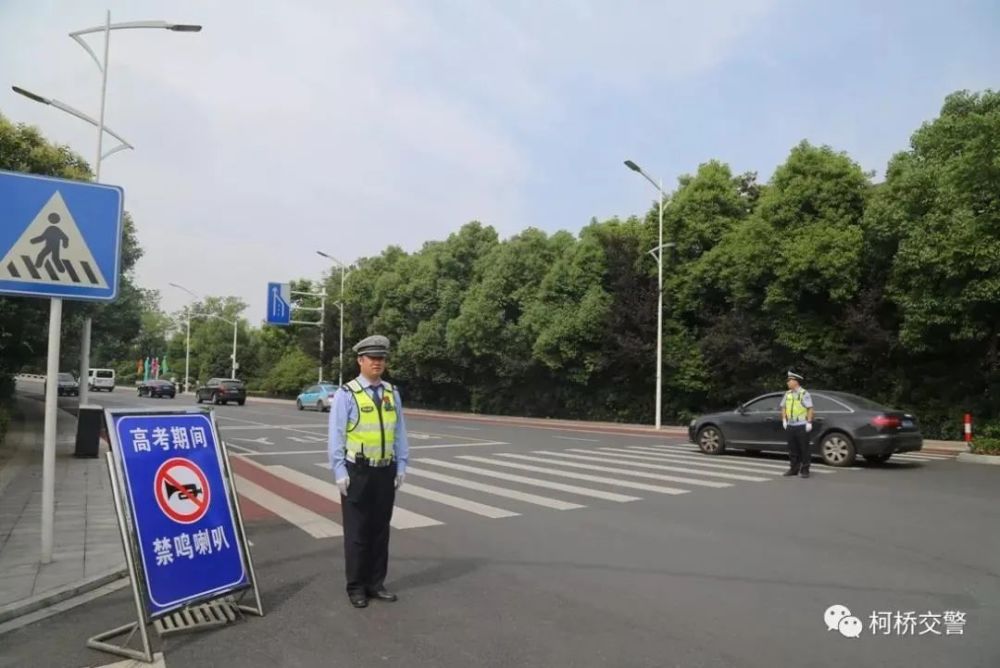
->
[[221, 381, 243, 388], [320, 385, 338, 392], [57, 373, 74, 381]]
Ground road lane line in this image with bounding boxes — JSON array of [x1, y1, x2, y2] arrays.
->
[[225, 442, 257, 455], [406, 466, 584, 510], [417, 459, 639, 502], [233, 475, 342, 538], [622, 446, 838, 474], [457, 456, 690, 495], [400, 484, 518, 518], [410, 441, 508, 450], [446, 425, 481, 431], [585, 448, 787, 475], [308, 463, 443, 529], [553, 436, 601, 443], [239, 449, 327, 457], [527, 451, 765, 483]]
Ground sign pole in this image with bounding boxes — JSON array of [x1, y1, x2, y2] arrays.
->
[[41, 297, 62, 564]]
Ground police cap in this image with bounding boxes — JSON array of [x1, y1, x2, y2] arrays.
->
[[353, 335, 390, 358], [787, 370, 804, 381]]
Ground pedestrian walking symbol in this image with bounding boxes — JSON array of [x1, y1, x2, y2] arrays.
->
[[0, 191, 108, 288], [154, 458, 212, 524]]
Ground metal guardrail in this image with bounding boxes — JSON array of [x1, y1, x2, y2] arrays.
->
[[15, 374, 47, 381]]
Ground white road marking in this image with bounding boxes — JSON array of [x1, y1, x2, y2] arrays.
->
[[623, 446, 838, 474], [233, 474, 343, 538], [409, 441, 508, 450], [406, 466, 584, 510], [417, 458, 640, 502], [225, 442, 257, 455], [230, 436, 274, 446], [307, 463, 442, 529], [586, 448, 786, 475], [400, 484, 519, 518], [287, 435, 326, 444], [446, 425, 481, 431], [457, 456, 690, 496], [527, 451, 765, 483], [239, 449, 327, 457], [553, 436, 601, 443]]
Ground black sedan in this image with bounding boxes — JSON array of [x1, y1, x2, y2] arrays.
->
[[688, 390, 923, 467], [137, 379, 176, 399]]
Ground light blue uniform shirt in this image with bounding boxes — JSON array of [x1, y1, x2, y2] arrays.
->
[[780, 388, 813, 425], [328, 376, 409, 481]]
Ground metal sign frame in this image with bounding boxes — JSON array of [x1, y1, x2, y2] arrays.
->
[[89, 407, 263, 663]]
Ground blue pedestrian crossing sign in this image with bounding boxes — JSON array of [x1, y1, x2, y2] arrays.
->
[[0, 170, 123, 301], [108, 409, 255, 619], [266, 282, 291, 325]]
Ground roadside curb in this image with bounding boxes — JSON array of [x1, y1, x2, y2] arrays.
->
[[956, 452, 1000, 466], [0, 566, 127, 627]]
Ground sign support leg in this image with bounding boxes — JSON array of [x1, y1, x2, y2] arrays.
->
[[216, 427, 264, 617], [87, 451, 154, 663], [41, 297, 62, 564]]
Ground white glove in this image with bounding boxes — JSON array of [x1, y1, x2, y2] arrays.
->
[[336, 477, 350, 496], [394, 473, 405, 490], [782, 419, 788, 430], [805, 422, 813, 433]]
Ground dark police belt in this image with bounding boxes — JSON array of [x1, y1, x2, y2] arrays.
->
[[346, 452, 394, 468]]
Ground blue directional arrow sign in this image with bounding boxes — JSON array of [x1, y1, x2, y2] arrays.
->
[[266, 282, 291, 325], [0, 170, 123, 301]]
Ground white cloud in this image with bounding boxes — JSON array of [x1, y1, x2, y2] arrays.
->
[[0, 0, 776, 322]]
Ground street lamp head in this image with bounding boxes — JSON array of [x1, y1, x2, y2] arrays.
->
[[316, 251, 332, 260], [167, 24, 202, 32], [12, 86, 50, 105], [624, 160, 641, 173]]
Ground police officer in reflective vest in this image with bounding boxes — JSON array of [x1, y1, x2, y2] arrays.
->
[[781, 371, 814, 478], [328, 335, 410, 608]]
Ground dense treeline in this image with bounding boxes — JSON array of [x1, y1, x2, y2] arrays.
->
[[2, 91, 997, 440], [312, 90, 998, 438]]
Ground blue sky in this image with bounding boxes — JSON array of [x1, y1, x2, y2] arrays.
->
[[0, 0, 997, 320]]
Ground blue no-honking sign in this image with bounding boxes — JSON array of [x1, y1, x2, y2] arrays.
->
[[112, 411, 250, 618]]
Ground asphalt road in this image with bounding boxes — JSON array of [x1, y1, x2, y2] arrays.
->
[[3, 385, 999, 668]]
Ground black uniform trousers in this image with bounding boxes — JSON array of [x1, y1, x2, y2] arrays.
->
[[786, 424, 811, 473], [341, 460, 396, 596]]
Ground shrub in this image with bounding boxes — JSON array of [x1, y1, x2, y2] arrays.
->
[[970, 437, 1000, 455]]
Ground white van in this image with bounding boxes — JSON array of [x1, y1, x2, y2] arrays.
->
[[88, 368, 116, 392]]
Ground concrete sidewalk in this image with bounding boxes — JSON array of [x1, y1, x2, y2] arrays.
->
[[0, 395, 125, 628]]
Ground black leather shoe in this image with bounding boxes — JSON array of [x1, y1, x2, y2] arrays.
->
[[800, 471, 810, 479], [367, 588, 398, 602], [349, 594, 368, 608], [782, 470, 798, 477]]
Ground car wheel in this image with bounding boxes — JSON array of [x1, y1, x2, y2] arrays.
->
[[296, 399, 303, 411], [316, 401, 325, 412], [820, 432, 856, 467], [213, 393, 223, 405], [195, 394, 203, 404], [864, 453, 892, 465], [697, 426, 726, 455], [237, 400, 245, 406]]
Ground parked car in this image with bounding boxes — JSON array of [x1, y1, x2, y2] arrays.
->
[[195, 378, 246, 406], [44, 372, 79, 397], [296, 383, 339, 412], [138, 379, 176, 399], [88, 368, 116, 392], [688, 390, 923, 467]]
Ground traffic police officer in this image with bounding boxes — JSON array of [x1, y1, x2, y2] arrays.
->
[[781, 371, 814, 478], [327, 335, 410, 608]]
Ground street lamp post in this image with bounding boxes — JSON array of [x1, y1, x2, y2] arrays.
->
[[317, 251, 350, 386], [14, 12, 201, 411], [624, 159, 673, 430], [168, 283, 199, 394]]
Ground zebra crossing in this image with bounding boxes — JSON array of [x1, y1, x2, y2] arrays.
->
[[229, 442, 957, 539]]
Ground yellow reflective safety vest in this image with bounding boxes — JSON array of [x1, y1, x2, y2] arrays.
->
[[345, 379, 397, 461], [783, 389, 810, 422]]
